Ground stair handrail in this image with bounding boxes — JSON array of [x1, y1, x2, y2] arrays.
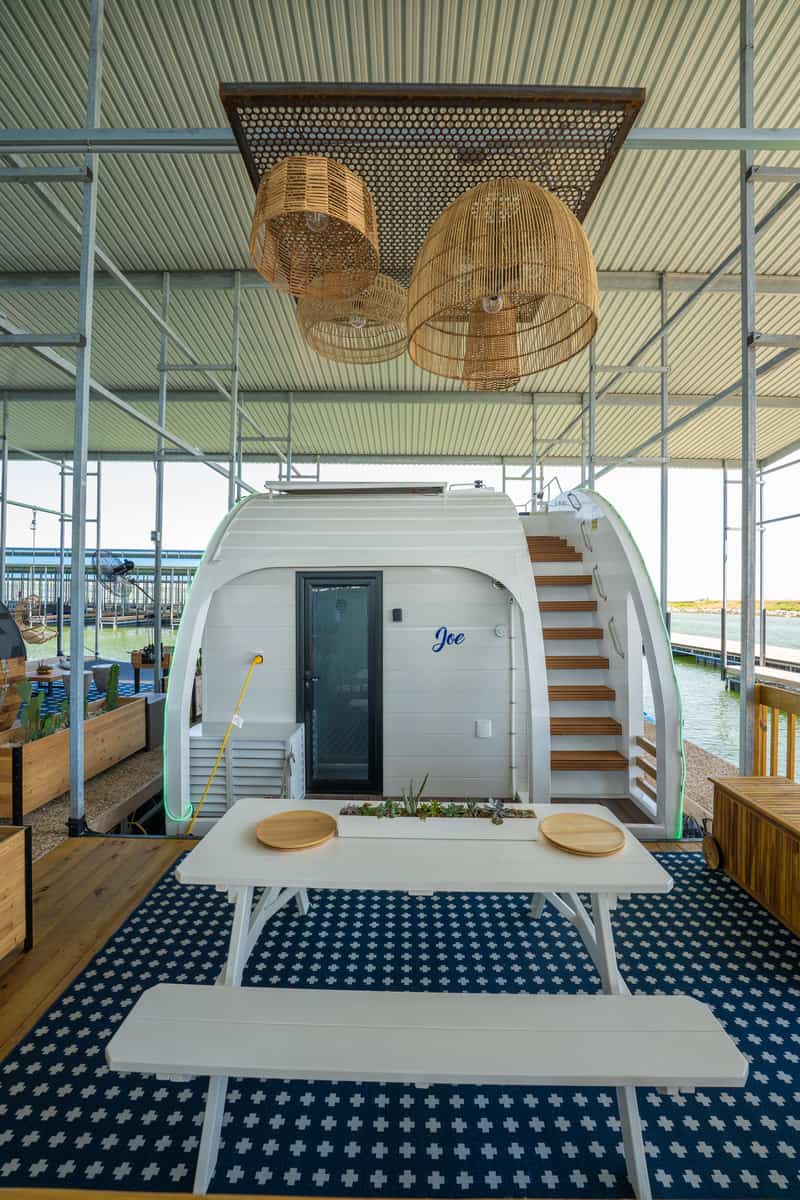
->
[[186, 652, 264, 836], [608, 615, 625, 659], [592, 565, 608, 601], [580, 520, 594, 552]]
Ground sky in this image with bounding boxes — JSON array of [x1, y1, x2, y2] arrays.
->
[[3, 454, 799, 601]]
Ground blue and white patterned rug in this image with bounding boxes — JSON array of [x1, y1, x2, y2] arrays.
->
[[1, 852, 799, 1197]]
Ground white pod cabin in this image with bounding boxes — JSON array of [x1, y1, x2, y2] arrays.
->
[[165, 482, 683, 838]]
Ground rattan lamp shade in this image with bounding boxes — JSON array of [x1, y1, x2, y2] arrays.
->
[[407, 178, 598, 386], [249, 155, 380, 300], [297, 274, 407, 364]]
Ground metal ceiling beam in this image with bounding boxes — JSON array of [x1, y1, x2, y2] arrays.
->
[[4, 268, 800, 296], [0, 449, 744, 469], [3, 387, 800, 409], [3, 127, 800, 155]]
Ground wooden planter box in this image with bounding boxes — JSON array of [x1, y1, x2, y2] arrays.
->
[[0, 826, 32, 962], [710, 775, 800, 937], [0, 696, 147, 823]]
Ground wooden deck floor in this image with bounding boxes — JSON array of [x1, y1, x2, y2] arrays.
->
[[0, 835, 193, 1061], [0, 833, 700, 1200]]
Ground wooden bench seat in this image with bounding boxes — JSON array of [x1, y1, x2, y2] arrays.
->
[[107, 984, 746, 1198]]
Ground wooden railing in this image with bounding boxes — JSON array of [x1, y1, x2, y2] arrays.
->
[[754, 683, 800, 780]]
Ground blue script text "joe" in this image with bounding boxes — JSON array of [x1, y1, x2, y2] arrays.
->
[[432, 625, 466, 653]]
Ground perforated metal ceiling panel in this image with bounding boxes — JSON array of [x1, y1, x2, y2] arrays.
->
[[220, 83, 644, 283]]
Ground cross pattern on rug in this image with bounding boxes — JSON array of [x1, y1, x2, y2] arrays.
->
[[1, 853, 798, 1197]]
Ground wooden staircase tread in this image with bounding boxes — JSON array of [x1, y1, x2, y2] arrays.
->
[[550, 717, 622, 735], [530, 551, 583, 562], [635, 735, 657, 757], [539, 600, 598, 612], [551, 751, 629, 771], [546, 656, 610, 670], [543, 627, 604, 640], [636, 775, 658, 801], [548, 685, 616, 700], [534, 575, 592, 587], [635, 755, 658, 780]]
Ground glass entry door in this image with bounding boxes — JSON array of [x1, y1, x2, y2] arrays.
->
[[297, 573, 382, 793]]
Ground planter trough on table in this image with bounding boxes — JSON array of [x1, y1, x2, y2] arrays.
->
[[337, 808, 538, 841]]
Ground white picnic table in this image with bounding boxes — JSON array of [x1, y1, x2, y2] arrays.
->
[[176, 797, 673, 994], [107, 799, 748, 1200]]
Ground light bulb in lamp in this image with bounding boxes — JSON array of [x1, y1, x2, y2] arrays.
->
[[304, 211, 330, 232], [480, 293, 503, 314]]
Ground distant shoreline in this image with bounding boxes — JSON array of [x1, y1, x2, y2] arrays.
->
[[670, 601, 800, 617]]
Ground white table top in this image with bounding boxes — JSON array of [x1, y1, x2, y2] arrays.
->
[[177, 798, 672, 896]]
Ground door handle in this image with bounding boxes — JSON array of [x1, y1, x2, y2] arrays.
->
[[304, 673, 319, 688]]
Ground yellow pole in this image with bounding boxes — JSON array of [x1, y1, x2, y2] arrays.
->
[[186, 653, 263, 837]]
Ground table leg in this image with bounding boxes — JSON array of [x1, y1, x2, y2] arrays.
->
[[218, 885, 308, 986], [133, 666, 140, 693], [616, 1084, 652, 1200], [591, 892, 623, 994], [221, 886, 253, 986], [533, 891, 628, 995], [193, 1074, 228, 1194], [295, 888, 310, 915]]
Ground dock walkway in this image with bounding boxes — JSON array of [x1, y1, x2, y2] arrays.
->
[[671, 631, 800, 689]]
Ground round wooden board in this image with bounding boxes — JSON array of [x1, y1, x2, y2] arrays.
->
[[539, 812, 626, 857], [256, 810, 337, 852]]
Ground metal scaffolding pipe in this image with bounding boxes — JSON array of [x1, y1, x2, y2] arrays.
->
[[594, 346, 797, 481], [721, 463, 728, 680], [94, 461, 101, 657], [228, 271, 240, 510], [0, 151, 234, 408], [587, 341, 596, 488], [69, 0, 104, 836], [153, 272, 169, 690], [738, 0, 757, 774], [0, 394, 7, 602], [57, 459, 66, 656], [595, 179, 800, 407], [659, 275, 669, 621], [0, 311, 256, 495]]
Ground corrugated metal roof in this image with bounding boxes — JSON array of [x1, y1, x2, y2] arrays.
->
[[2, 0, 800, 465]]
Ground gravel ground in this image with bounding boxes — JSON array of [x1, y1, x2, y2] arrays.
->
[[24, 746, 163, 860]]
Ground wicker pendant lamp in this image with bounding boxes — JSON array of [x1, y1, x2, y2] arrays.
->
[[407, 178, 598, 386], [249, 155, 380, 300], [297, 274, 407, 364]]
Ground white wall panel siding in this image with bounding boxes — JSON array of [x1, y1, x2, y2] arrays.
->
[[202, 562, 519, 799], [166, 489, 549, 823]]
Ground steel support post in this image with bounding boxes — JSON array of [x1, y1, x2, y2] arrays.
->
[[580, 397, 587, 487], [721, 462, 728, 680], [57, 459, 66, 655], [0, 393, 8, 603], [94, 460, 101, 657], [758, 474, 766, 665], [68, 0, 104, 837], [529, 396, 537, 511], [153, 272, 170, 692], [286, 392, 294, 480], [227, 270, 241, 510], [588, 341, 597, 488], [659, 275, 669, 623], [738, 0, 757, 774]]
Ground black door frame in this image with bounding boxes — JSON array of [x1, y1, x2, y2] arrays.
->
[[296, 571, 383, 794]]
